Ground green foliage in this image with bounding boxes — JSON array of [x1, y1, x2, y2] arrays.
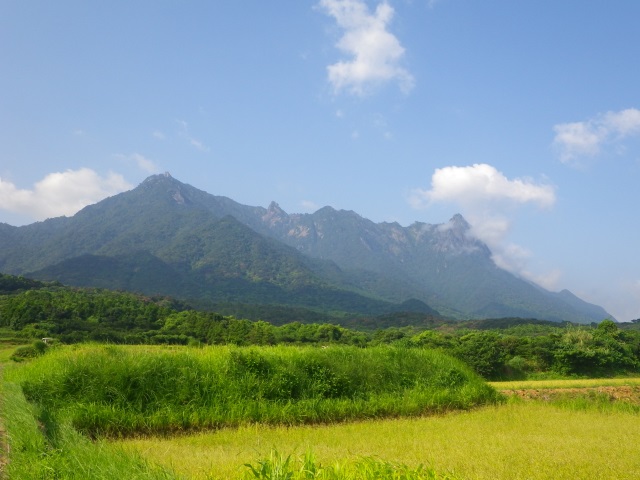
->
[[242, 450, 461, 480], [9, 339, 49, 362], [1, 272, 639, 380], [451, 332, 506, 379], [0, 273, 51, 293], [9, 345, 500, 438], [0, 374, 179, 479], [553, 324, 639, 376]]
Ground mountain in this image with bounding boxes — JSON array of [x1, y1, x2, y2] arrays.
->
[[0, 173, 610, 323]]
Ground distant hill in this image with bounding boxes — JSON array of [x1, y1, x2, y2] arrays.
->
[[0, 173, 611, 323]]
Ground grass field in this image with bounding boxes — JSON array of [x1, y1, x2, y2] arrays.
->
[[120, 400, 640, 480], [1, 344, 499, 478], [3, 343, 640, 479]]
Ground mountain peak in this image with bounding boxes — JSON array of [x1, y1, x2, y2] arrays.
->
[[449, 213, 470, 230], [1, 175, 612, 324], [267, 201, 285, 214], [263, 201, 289, 226]]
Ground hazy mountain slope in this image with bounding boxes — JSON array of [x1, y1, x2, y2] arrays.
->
[[245, 203, 610, 323], [0, 174, 611, 323]]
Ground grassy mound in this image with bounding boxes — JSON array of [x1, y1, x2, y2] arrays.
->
[[0, 366, 178, 479], [9, 344, 501, 437]]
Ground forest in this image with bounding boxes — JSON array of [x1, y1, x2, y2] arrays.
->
[[2, 273, 639, 380]]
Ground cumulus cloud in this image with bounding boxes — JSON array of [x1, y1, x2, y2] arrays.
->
[[409, 163, 556, 209], [553, 108, 640, 164], [318, 0, 414, 96], [0, 169, 132, 221], [409, 163, 559, 288]]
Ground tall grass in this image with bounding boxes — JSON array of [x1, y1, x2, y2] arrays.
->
[[7, 344, 500, 437], [0, 367, 179, 479], [242, 450, 461, 480]]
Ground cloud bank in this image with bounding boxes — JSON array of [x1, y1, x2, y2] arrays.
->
[[553, 108, 640, 163], [0, 169, 132, 222], [410, 164, 559, 289], [318, 0, 414, 95]]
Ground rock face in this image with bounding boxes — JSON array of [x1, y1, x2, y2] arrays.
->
[[0, 174, 611, 323]]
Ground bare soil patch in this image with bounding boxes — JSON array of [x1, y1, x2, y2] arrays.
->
[[500, 385, 640, 404]]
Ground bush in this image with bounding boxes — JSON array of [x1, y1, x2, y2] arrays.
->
[[10, 340, 48, 362]]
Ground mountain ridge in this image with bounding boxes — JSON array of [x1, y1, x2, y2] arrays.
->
[[0, 173, 611, 323]]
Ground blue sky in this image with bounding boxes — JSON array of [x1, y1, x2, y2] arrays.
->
[[1, 1, 639, 321]]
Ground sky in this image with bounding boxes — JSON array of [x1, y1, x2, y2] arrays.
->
[[1, 1, 639, 321]]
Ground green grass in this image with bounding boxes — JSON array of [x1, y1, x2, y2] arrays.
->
[[0, 342, 29, 363], [0, 364, 179, 479], [4, 343, 640, 479], [7, 344, 500, 438], [241, 450, 461, 479], [121, 401, 640, 480]]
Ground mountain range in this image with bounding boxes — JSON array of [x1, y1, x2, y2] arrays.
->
[[0, 173, 610, 324]]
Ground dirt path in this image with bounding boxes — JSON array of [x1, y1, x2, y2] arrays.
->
[[500, 385, 640, 404]]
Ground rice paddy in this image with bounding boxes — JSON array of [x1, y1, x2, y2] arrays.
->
[[120, 400, 640, 480], [2, 343, 640, 479]]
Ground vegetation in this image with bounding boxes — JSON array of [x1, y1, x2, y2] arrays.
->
[[242, 451, 460, 480], [121, 398, 640, 480], [7, 344, 499, 438], [1, 274, 639, 380], [0, 363, 179, 479], [1, 273, 639, 478]]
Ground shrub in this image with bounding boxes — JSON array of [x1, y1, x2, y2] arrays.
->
[[9, 340, 48, 362]]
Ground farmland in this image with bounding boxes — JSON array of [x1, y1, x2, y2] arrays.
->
[[1, 342, 640, 479], [1, 343, 496, 479], [120, 400, 640, 479]]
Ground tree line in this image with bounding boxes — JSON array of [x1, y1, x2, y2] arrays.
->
[[1, 274, 639, 380]]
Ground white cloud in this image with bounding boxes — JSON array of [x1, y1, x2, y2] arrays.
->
[[410, 163, 559, 288], [177, 119, 210, 152], [300, 200, 320, 212], [409, 163, 556, 209], [0, 168, 132, 221], [152, 130, 165, 140], [553, 108, 640, 164], [131, 154, 160, 173], [318, 0, 414, 96], [115, 153, 161, 174]]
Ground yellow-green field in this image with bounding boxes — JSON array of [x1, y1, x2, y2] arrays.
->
[[491, 377, 640, 390], [120, 400, 640, 480], [3, 342, 640, 479], [0, 343, 27, 363]]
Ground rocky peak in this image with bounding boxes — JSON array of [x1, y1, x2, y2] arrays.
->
[[432, 214, 488, 255], [449, 213, 470, 231], [262, 201, 289, 227]]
